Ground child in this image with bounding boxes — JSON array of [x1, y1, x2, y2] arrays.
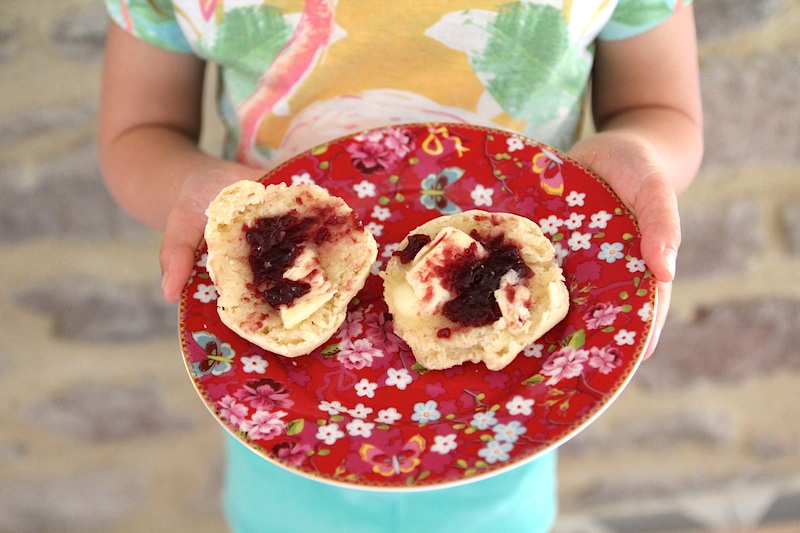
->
[[98, 2, 703, 531]]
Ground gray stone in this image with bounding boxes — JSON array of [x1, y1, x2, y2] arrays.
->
[[694, 0, 784, 43], [0, 142, 150, 242], [749, 434, 800, 460], [783, 203, 800, 256], [14, 277, 177, 343], [0, 21, 22, 63], [677, 199, 765, 278], [600, 512, 705, 533], [0, 103, 97, 148], [762, 491, 800, 525], [20, 380, 191, 442], [700, 54, 800, 169], [638, 299, 800, 390], [0, 441, 26, 464], [562, 408, 735, 456], [0, 466, 144, 532], [48, 4, 109, 62]]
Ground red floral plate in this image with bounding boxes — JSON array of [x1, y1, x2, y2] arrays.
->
[[179, 123, 656, 491]]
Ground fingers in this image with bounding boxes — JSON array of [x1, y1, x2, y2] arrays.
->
[[644, 279, 672, 359], [159, 196, 206, 302], [632, 175, 681, 283], [568, 133, 681, 283]]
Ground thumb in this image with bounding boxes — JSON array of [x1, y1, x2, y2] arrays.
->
[[159, 199, 206, 302], [632, 175, 681, 283]]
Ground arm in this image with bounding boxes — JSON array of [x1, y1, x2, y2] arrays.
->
[[98, 23, 263, 301], [567, 5, 704, 357]]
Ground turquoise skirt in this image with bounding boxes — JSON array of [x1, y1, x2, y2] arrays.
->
[[223, 433, 557, 533]]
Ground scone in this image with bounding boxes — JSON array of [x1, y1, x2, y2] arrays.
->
[[381, 210, 569, 371], [204, 181, 378, 357]]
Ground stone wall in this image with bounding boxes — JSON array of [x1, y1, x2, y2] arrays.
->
[[1, 1, 798, 532]]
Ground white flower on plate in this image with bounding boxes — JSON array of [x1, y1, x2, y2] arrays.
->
[[507, 136, 525, 152], [346, 418, 375, 438], [567, 231, 592, 251], [318, 400, 347, 416], [614, 329, 637, 346], [291, 172, 315, 186], [196, 252, 208, 268], [627, 256, 647, 273], [522, 343, 544, 359], [589, 210, 614, 229], [316, 422, 345, 445], [347, 403, 373, 419], [493, 420, 526, 443], [375, 407, 402, 424], [471, 184, 494, 207], [506, 395, 535, 416], [539, 215, 564, 236], [598, 242, 625, 264], [353, 180, 376, 198], [564, 212, 586, 230], [370, 260, 384, 276], [382, 243, 400, 258], [371, 205, 391, 221], [431, 434, 458, 455], [385, 368, 412, 390], [478, 440, 513, 464], [240, 355, 268, 374], [354, 378, 378, 398], [470, 410, 497, 430], [638, 302, 654, 322], [365, 222, 384, 237], [193, 283, 217, 303], [553, 242, 569, 266], [411, 400, 440, 424], [565, 190, 586, 207]]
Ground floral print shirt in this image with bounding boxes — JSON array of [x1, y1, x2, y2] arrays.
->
[[105, 0, 692, 168]]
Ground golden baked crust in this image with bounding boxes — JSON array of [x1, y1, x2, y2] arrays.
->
[[381, 210, 569, 371], [204, 181, 377, 357]]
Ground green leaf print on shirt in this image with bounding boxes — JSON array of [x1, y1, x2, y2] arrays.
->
[[470, 3, 591, 148], [213, 5, 293, 78], [610, 0, 674, 28]]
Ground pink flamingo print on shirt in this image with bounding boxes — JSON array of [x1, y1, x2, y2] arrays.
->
[[236, 0, 337, 166]]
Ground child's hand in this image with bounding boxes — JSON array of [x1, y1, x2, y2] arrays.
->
[[568, 131, 680, 359], [159, 168, 263, 302]]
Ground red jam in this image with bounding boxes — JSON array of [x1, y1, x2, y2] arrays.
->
[[439, 231, 532, 327], [245, 208, 348, 308], [394, 233, 432, 264]]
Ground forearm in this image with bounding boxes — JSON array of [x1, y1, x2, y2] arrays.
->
[[99, 125, 261, 230]]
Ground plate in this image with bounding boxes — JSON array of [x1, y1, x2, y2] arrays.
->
[[179, 123, 656, 491]]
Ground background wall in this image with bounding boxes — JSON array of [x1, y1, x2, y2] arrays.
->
[[1, 1, 799, 532]]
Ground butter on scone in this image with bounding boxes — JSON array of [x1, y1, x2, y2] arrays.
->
[[381, 210, 569, 371], [204, 181, 378, 357]]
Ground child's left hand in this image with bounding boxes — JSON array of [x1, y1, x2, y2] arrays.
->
[[568, 131, 680, 359]]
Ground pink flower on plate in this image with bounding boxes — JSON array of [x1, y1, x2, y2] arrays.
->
[[337, 338, 384, 370], [217, 395, 248, 427], [588, 345, 622, 374], [365, 312, 405, 354], [234, 378, 293, 411], [272, 442, 311, 467], [541, 347, 590, 386], [584, 302, 623, 330], [241, 410, 287, 441]]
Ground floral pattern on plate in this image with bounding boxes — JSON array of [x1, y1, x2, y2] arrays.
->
[[179, 123, 656, 490]]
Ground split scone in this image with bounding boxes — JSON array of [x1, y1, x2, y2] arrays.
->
[[381, 210, 569, 371], [204, 181, 378, 357]]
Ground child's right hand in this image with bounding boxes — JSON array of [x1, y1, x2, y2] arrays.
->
[[159, 167, 264, 302]]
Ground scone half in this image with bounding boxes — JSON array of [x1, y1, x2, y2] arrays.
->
[[204, 181, 378, 357], [381, 210, 569, 371]]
